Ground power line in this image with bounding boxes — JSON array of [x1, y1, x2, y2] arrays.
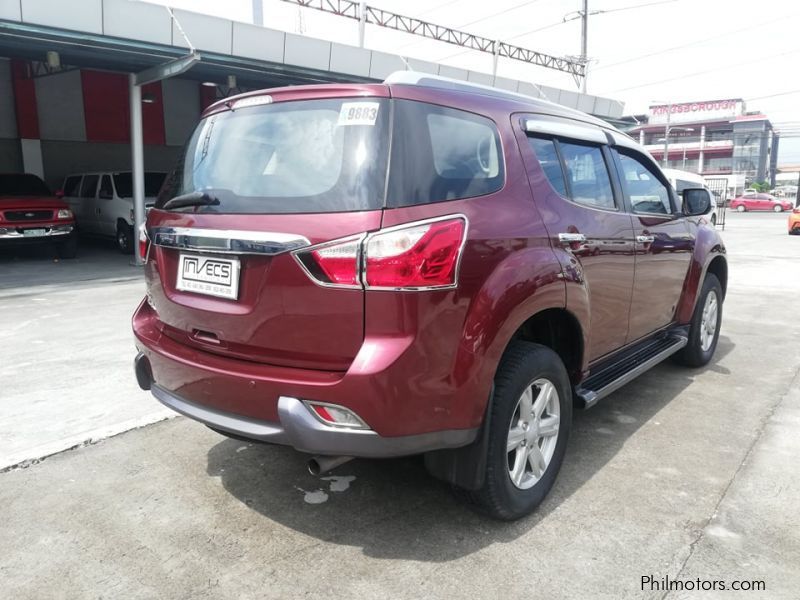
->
[[396, 0, 544, 52], [747, 89, 800, 102], [593, 11, 798, 73], [432, 0, 676, 70], [606, 48, 800, 94]]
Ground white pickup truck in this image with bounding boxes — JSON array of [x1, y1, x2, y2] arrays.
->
[[59, 171, 166, 253]]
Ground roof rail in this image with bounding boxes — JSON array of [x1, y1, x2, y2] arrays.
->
[[384, 71, 557, 106]]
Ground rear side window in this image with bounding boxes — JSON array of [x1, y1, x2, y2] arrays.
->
[[558, 142, 615, 210], [114, 172, 166, 198], [527, 137, 567, 197], [387, 100, 504, 207], [63, 176, 82, 197], [80, 175, 99, 199]]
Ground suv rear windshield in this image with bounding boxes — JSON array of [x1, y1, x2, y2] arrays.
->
[[157, 98, 391, 213], [0, 174, 51, 197], [114, 172, 167, 198]]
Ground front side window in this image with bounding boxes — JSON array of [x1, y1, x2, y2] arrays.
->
[[158, 98, 390, 213], [387, 100, 504, 206], [63, 176, 82, 197], [558, 142, 615, 210], [616, 152, 673, 215]]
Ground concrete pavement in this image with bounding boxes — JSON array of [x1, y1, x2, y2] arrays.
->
[[0, 239, 173, 470], [1, 212, 798, 598]]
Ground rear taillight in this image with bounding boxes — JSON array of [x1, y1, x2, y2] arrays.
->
[[365, 217, 466, 289], [294, 215, 467, 291], [295, 235, 363, 288], [138, 223, 149, 263]]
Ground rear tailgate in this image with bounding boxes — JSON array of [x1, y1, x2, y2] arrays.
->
[[145, 210, 380, 371], [143, 87, 391, 372]]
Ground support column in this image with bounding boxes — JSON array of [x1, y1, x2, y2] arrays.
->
[[698, 125, 706, 174], [129, 73, 145, 266], [358, 1, 366, 47]]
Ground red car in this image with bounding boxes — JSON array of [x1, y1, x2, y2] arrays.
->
[[730, 192, 792, 212], [133, 73, 726, 520], [0, 173, 77, 258]]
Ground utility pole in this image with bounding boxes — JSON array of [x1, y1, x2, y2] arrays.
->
[[580, 0, 588, 93], [252, 0, 263, 26]]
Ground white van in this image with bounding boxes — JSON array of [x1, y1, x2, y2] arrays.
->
[[662, 168, 717, 226], [59, 171, 166, 253]]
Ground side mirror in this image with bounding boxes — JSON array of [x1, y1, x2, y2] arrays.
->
[[99, 190, 113, 200], [683, 188, 712, 217], [55, 189, 64, 198]]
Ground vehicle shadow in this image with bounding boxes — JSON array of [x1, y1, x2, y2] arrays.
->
[[206, 335, 735, 562]]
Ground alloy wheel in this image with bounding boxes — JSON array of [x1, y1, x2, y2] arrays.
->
[[506, 378, 560, 490], [700, 290, 719, 352]]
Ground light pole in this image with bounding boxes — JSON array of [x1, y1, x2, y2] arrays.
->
[[657, 126, 694, 170]]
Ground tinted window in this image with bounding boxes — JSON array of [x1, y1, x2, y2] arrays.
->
[[558, 142, 615, 209], [616, 152, 672, 215], [387, 100, 503, 207], [80, 175, 99, 199], [0, 174, 51, 197], [158, 98, 390, 213], [528, 137, 567, 197], [63, 176, 82, 197], [99, 175, 113, 198], [113, 172, 166, 198]]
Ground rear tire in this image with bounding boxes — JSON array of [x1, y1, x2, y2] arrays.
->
[[458, 342, 572, 520], [116, 223, 134, 254], [673, 274, 722, 367], [56, 233, 78, 259]]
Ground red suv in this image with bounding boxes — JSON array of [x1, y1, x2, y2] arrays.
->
[[133, 73, 727, 520], [0, 173, 77, 258]]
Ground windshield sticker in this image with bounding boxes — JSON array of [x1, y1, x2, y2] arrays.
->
[[338, 102, 380, 126]]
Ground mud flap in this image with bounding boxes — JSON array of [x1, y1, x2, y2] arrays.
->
[[423, 385, 493, 491]]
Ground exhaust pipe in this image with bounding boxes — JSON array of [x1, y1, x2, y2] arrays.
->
[[307, 455, 353, 476]]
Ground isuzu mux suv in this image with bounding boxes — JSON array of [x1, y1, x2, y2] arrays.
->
[[133, 73, 727, 520]]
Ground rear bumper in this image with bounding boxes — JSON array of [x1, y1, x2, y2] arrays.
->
[[132, 300, 480, 457], [145, 376, 475, 457]]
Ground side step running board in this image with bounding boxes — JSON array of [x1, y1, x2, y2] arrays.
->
[[576, 333, 688, 409]]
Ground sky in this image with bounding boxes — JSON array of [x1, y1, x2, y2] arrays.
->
[[142, 0, 800, 163]]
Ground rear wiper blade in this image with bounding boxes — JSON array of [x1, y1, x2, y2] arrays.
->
[[162, 191, 220, 210]]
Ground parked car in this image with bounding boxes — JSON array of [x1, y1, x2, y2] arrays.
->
[[662, 168, 717, 225], [729, 192, 792, 212], [60, 171, 167, 253], [132, 73, 727, 520], [788, 206, 800, 235], [0, 173, 77, 258]]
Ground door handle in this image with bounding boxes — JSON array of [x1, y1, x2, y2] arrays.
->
[[558, 233, 586, 245], [636, 235, 655, 243]]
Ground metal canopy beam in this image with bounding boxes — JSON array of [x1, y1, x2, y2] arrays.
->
[[282, 0, 586, 78], [134, 52, 200, 86], [130, 52, 200, 266]]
